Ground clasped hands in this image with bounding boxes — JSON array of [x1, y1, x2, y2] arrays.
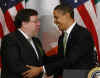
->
[[22, 65, 42, 78], [22, 65, 51, 78]]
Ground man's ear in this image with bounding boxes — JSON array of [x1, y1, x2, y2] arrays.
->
[[65, 12, 71, 19]]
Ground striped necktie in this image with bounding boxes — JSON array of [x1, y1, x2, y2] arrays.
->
[[63, 32, 68, 56]]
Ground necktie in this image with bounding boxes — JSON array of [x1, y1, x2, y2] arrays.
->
[[63, 32, 68, 56]]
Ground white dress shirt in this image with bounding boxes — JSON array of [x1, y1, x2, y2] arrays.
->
[[64, 21, 76, 40]]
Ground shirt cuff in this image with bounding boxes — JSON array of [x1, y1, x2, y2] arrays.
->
[[43, 66, 46, 73]]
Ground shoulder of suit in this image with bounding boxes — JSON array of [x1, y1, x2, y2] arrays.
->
[[2, 30, 17, 44], [3, 32, 15, 39], [75, 24, 90, 33]]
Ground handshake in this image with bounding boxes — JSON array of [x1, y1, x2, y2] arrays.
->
[[22, 65, 53, 78]]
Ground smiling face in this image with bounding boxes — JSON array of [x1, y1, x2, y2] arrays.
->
[[53, 5, 74, 32], [53, 10, 70, 31], [53, 10, 65, 31]]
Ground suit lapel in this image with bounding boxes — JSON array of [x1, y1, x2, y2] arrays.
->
[[15, 30, 39, 60], [67, 23, 79, 43], [32, 38, 43, 64], [67, 24, 79, 52], [58, 33, 65, 56], [60, 24, 78, 56], [59, 24, 79, 56]]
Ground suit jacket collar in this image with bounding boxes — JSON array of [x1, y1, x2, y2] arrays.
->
[[59, 23, 82, 56], [67, 23, 80, 47], [65, 21, 76, 35], [60, 23, 78, 42], [15, 29, 31, 47], [18, 29, 30, 40], [15, 30, 41, 61], [68, 23, 80, 37]]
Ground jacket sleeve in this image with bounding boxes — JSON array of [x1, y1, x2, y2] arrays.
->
[[1, 36, 28, 76]]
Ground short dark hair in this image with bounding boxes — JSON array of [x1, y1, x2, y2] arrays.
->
[[14, 9, 38, 28], [54, 4, 74, 18]]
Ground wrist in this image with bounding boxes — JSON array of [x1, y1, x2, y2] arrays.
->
[[40, 66, 43, 72]]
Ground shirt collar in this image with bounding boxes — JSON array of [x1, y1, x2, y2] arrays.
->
[[65, 21, 76, 34], [18, 29, 30, 40]]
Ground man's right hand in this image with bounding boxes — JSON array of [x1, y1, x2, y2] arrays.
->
[[22, 65, 43, 78]]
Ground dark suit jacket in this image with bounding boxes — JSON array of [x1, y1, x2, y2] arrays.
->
[[1, 30, 47, 78], [45, 24, 97, 76]]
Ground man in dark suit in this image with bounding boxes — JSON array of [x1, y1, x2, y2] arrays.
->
[[22, 4, 97, 78], [0, 9, 49, 78]]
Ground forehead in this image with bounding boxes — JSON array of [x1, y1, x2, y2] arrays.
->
[[30, 15, 38, 21], [53, 10, 64, 16]]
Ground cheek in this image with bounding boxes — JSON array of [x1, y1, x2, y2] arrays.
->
[[33, 26, 37, 31], [58, 18, 64, 24], [29, 24, 35, 31], [32, 23, 36, 28], [33, 25, 38, 32]]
